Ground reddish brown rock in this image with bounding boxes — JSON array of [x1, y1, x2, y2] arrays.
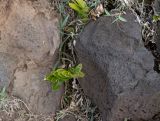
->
[[0, 0, 63, 115]]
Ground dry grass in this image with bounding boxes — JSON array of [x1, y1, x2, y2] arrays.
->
[[55, 79, 102, 121], [0, 96, 54, 121]]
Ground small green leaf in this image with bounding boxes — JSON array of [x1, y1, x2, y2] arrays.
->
[[118, 16, 127, 22], [69, 64, 82, 73], [76, 63, 83, 70], [51, 81, 62, 90], [104, 9, 111, 16], [69, 3, 81, 13], [53, 69, 73, 81], [69, 0, 89, 20], [153, 15, 160, 22], [0, 87, 7, 101], [61, 15, 69, 29], [76, 0, 88, 9], [73, 72, 85, 78]]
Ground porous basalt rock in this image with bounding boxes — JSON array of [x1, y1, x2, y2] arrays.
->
[[76, 11, 160, 121]]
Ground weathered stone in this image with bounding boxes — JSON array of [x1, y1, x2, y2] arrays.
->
[[0, 0, 63, 115], [154, 0, 160, 14], [0, 53, 18, 89], [76, 11, 160, 121]]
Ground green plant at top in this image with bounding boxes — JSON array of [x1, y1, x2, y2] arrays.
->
[[56, 2, 70, 37], [69, 0, 90, 21], [45, 64, 85, 90]]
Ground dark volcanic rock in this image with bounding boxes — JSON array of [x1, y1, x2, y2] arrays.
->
[[76, 11, 160, 121]]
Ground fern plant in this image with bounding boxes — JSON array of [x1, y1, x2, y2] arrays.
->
[[45, 64, 85, 90], [69, 0, 90, 21]]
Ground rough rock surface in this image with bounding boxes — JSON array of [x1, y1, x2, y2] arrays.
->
[[0, 0, 63, 115], [76, 11, 160, 121]]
